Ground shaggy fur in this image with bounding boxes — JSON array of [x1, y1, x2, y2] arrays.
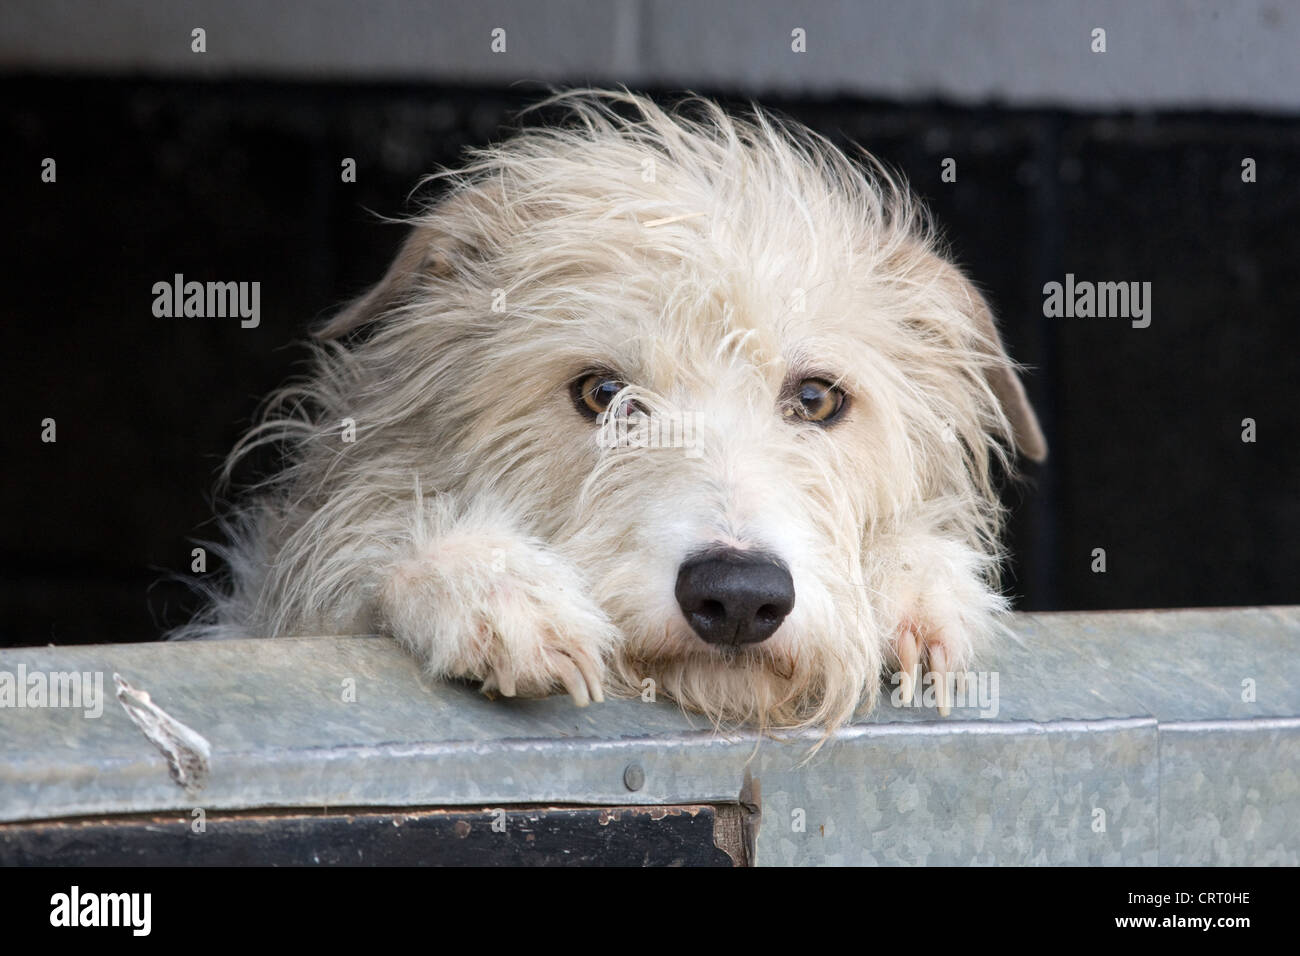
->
[[176, 89, 1046, 735]]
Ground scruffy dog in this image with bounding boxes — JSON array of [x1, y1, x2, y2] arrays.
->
[[180, 90, 1046, 734]]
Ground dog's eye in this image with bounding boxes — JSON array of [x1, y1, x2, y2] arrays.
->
[[790, 378, 846, 424], [573, 373, 630, 418]]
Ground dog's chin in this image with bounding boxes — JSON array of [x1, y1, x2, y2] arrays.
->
[[618, 625, 799, 678], [610, 629, 842, 731], [696, 641, 801, 680], [704, 642, 756, 666]]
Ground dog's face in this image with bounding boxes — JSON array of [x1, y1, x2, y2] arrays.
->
[[318, 93, 1044, 729]]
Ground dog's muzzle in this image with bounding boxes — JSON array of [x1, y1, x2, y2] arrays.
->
[[675, 549, 795, 647]]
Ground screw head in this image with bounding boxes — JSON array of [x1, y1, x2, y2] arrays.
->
[[623, 763, 645, 792]]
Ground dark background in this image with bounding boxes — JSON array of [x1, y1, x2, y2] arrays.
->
[[1, 76, 1297, 647]]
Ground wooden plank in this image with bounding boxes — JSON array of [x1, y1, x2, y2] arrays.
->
[[0, 803, 751, 867]]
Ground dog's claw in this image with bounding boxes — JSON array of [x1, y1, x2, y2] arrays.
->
[[893, 614, 966, 717], [929, 643, 951, 717], [493, 647, 518, 698], [557, 656, 591, 707], [573, 650, 605, 704], [897, 626, 921, 705]]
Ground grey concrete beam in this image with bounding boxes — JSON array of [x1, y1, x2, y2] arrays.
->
[[2, 1, 1299, 113], [0, 0, 645, 84], [1, 607, 1296, 864]]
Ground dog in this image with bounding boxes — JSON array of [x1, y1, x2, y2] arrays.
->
[[177, 89, 1047, 735]]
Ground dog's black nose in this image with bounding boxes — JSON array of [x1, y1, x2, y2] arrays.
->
[[675, 550, 795, 647]]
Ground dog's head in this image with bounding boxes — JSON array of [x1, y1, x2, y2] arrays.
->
[[321, 91, 1045, 730]]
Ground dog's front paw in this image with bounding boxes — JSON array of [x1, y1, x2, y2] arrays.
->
[[885, 541, 1000, 716], [892, 611, 972, 717], [380, 532, 619, 707], [470, 557, 614, 706]]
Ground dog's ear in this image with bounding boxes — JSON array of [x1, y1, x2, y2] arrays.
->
[[314, 224, 450, 340], [919, 257, 1048, 463], [316, 184, 503, 340], [965, 282, 1048, 463]]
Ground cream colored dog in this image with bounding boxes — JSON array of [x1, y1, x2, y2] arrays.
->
[[180, 90, 1046, 734]]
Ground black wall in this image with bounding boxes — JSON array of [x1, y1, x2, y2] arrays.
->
[[2, 77, 1296, 647]]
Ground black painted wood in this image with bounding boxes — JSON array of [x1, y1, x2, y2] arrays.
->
[[0, 804, 746, 867]]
